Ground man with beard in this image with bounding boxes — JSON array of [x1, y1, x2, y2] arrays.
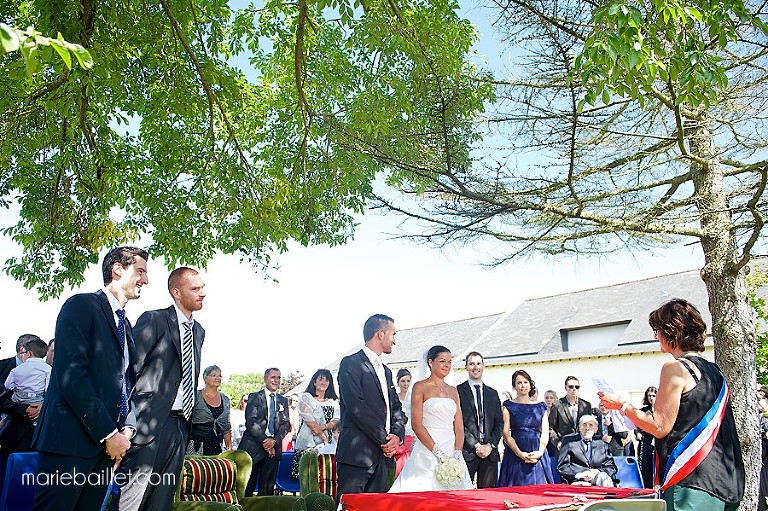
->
[[116, 267, 206, 511]]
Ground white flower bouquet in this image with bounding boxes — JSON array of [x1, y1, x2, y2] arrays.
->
[[435, 456, 463, 487]]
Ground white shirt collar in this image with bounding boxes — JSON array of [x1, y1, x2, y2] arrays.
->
[[362, 345, 381, 367], [102, 286, 122, 314], [22, 357, 48, 366], [468, 378, 483, 387]]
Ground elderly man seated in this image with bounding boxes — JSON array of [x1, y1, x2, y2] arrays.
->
[[557, 414, 617, 487]]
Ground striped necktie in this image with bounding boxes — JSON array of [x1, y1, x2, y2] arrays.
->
[[181, 322, 195, 420]]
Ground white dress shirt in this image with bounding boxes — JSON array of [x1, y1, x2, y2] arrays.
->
[[363, 346, 391, 432]]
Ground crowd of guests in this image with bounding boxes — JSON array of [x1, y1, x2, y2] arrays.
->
[[0, 247, 754, 511]]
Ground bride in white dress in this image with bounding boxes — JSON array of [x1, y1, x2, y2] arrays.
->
[[389, 345, 473, 492]]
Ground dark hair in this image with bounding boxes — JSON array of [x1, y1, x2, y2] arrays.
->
[[102, 246, 149, 285], [16, 334, 41, 352], [23, 338, 48, 358], [305, 369, 338, 400], [363, 314, 394, 342], [396, 368, 411, 383], [264, 367, 280, 378], [564, 375, 579, 387], [238, 395, 248, 409], [464, 351, 484, 366], [512, 369, 537, 398], [168, 266, 199, 294], [427, 345, 451, 368], [642, 386, 658, 406], [649, 298, 707, 352]]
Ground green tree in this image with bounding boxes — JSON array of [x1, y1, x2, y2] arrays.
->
[[0, 0, 491, 299], [279, 370, 305, 395], [379, 0, 767, 506], [220, 372, 264, 407]]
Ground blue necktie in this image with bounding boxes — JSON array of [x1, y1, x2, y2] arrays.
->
[[115, 309, 129, 419], [268, 393, 276, 436]]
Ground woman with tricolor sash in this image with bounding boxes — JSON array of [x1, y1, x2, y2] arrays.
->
[[599, 298, 744, 511]]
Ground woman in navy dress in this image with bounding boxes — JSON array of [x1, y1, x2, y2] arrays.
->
[[498, 369, 553, 486]]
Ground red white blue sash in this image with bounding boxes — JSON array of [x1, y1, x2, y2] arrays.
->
[[655, 378, 729, 491]]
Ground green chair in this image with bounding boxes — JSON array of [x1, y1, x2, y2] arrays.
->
[[297, 451, 393, 511], [172, 450, 305, 511]]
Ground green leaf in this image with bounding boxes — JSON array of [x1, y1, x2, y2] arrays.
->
[[49, 37, 72, 69], [0, 23, 20, 53], [71, 46, 94, 69]]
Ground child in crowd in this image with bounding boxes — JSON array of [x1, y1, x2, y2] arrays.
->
[[3, 337, 51, 408]]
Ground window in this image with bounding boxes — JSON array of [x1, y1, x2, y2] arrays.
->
[[563, 322, 629, 353]]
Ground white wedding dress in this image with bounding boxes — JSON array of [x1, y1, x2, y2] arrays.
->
[[388, 397, 473, 492]]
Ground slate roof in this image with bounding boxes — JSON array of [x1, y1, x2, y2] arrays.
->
[[319, 267, 714, 372], [480, 269, 711, 363]]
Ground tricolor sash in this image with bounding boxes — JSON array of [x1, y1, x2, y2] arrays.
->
[[655, 377, 729, 491]]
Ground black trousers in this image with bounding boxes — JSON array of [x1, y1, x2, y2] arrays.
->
[[115, 415, 189, 511], [32, 451, 114, 511], [336, 460, 389, 507], [245, 453, 278, 496], [466, 455, 498, 489]]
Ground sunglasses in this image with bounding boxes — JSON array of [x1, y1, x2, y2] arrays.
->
[[567, 385, 580, 389]]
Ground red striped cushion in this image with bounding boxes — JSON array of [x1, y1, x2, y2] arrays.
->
[[317, 454, 338, 500], [179, 457, 238, 503]]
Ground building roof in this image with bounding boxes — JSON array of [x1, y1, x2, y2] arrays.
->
[[360, 268, 713, 368]]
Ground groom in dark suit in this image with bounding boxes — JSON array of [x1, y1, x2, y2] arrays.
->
[[458, 351, 502, 488], [32, 246, 149, 511], [239, 368, 290, 496], [116, 267, 206, 511], [336, 314, 405, 504]]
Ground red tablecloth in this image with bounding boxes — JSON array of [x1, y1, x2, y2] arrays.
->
[[341, 484, 655, 511]]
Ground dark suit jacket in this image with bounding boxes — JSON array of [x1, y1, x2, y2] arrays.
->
[[32, 290, 137, 458], [549, 396, 592, 446], [556, 432, 617, 484], [336, 349, 405, 469], [238, 390, 290, 462], [0, 356, 18, 389], [457, 380, 502, 462], [126, 305, 204, 446]]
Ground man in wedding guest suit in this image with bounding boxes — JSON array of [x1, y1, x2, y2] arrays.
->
[[549, 375, 592, 452], [556, 414, 617, 486], [31, 246, 149, 511], [458, 351, 503, 488], [239, 368, 290, 496], [336, 314, 405, 505], [117, 267, 206, 511]]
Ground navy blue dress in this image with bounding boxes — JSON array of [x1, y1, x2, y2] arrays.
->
[[498, 400, 553, 486]]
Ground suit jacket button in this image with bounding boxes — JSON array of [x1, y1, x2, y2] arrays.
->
[[119, 374, 124, 380]]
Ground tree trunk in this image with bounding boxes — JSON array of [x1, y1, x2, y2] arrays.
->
[[689, 116, 759, 510]]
